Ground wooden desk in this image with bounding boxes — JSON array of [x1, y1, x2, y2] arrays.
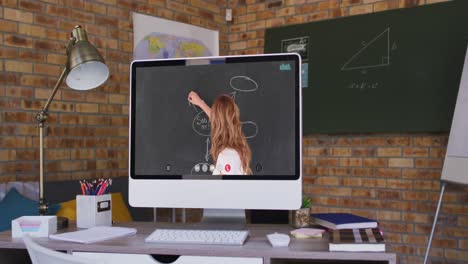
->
[[0, 222, 396, 264]]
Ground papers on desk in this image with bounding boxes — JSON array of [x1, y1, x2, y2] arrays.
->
[[49, 226, 137, 244]]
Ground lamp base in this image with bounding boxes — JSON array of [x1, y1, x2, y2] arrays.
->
[[38, 198, 48, 216], [57, 216, 69, 230]]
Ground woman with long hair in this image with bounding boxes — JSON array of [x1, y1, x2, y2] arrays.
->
[[188, 91, 252, 175]]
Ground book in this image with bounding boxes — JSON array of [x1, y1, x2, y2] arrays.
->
[[329, 228, 385, 252], [49, 226, 137, 244], [290, 228, 326, 238], [311, 213, 377, 229]]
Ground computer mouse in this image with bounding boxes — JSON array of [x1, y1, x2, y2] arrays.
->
[[267, 232, 290, 247]]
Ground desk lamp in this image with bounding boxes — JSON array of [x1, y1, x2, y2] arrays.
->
[[36, 25, 109, 215]]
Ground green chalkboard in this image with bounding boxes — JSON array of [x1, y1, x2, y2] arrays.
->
[[265, 0, 468, 134]]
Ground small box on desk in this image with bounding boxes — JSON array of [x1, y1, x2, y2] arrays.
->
[[12, 216, 57, 238], [77, 194, 112, 228]]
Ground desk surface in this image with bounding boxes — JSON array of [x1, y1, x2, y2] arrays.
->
[[0, 222, 396, 264]]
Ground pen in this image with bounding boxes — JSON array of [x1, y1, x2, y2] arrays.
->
[[80, 181, 85, 195]]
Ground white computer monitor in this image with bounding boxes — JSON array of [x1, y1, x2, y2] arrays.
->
[[129, 54, 302, 222]]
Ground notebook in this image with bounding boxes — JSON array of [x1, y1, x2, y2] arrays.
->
[[49, 226, 137, 244], [329, 228, 385, 252], [311, 213, 377, 229]]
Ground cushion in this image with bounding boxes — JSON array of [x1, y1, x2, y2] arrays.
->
[[0, 188, 60, 232], [56, 192, 132, 223], [56, 199, 77, 221], [111, 192, 133, 223]]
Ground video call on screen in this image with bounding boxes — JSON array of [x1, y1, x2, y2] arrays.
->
[[133, 59, 297, 179]]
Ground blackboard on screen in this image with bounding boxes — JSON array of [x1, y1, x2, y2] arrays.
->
[[131, 56, 299, 178]]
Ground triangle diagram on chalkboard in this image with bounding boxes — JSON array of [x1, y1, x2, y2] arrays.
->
[[341, 28, 390, 71]]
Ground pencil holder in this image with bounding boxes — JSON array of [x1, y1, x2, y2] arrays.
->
[[76, 194, 112, 228]]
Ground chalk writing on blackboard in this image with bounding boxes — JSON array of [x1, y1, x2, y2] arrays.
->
[[281, 36, 309, 61], [192, 111, 211, 136], [341, 28, 391, 71], [230, 76, 259, 92], [348, 82, 380, 90]]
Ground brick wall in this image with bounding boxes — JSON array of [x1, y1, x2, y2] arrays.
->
[[0, 0, 466, 263], [226, 1, 466, 263]]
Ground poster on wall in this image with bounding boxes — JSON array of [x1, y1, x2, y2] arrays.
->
[[133, 12, 219, 60]]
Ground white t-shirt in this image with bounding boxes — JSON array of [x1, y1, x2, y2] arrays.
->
[[212, 148, 246, 175]]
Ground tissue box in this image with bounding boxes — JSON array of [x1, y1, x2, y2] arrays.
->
[[12, 216, 57, 238], [77, 194, 112, 228]]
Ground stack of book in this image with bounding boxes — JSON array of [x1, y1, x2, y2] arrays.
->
[[310, 213, 385, 252]]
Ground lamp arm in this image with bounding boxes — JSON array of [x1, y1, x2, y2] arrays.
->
[[37, 37, 75, 118], [35, 35, 74, 215], [37, 67, 68, 119]]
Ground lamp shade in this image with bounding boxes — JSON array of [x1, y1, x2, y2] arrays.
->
[[65, 26, 109, 90]]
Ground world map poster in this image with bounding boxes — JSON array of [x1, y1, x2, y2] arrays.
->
[[133, 12, 219, 60]]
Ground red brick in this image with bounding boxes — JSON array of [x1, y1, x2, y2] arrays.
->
[[5, 60, 32, 73], [357, 178, 382, 189], [387, 179, 413, 189], [375, 168, 401, 177], [5, 86, 33, 98], [415, 158, 442, 169], [4, 7, 33, 23], [378, 211, 401, 221], [316, 176, 340, 185], [339, 157, 362, 167], [413, 136, 447, 147], [0, 47, 18, 59], [5, 34, 32, 48], [317, 158, 339, 166], [351, 147, 376, 156], [19, 50, 46, 62], [0, 19, 18, 33], [349, 4, 373, 15], [389, 158, 414, 168], [247, 20, 266, 30], [342, 177, 362, 186], [0, 150, 16, 161], [34, 14, 58, 27], [351, 189, 375, 198], [330, 148, 352, 156], [377, 147, 402, 156], [307, 11, 329, 21], [296, 4, 317, 14], [363, 137, 410, 146], [247, 3, 265, 13], [413, 180, 439, 191], [352, 168, 374, 177], [363, 158, 387, 167]]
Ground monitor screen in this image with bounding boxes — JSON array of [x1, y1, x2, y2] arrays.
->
[[129, 54, 302, 210]]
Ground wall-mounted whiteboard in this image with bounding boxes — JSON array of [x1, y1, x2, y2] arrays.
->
[[441, 46, 468, 185]]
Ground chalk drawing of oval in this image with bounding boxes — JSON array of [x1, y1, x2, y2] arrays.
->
[[192, 111, 211, 136], [230, 76, 258, 92], [242, 121, 258, 139], [190, 162, 214, 175]]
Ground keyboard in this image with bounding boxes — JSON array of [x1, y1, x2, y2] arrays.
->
[[145, 229, 249, 245]]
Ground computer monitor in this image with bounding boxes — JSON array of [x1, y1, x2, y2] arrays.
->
[[129, 54, 302, 225]]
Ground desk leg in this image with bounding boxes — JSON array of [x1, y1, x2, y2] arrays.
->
[[262, 257, 270, 264]]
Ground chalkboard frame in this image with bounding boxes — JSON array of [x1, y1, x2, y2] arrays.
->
[[129, 54, 302, 181]]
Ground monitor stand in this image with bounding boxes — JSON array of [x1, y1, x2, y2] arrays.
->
[[196, 209, 246, 230]]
